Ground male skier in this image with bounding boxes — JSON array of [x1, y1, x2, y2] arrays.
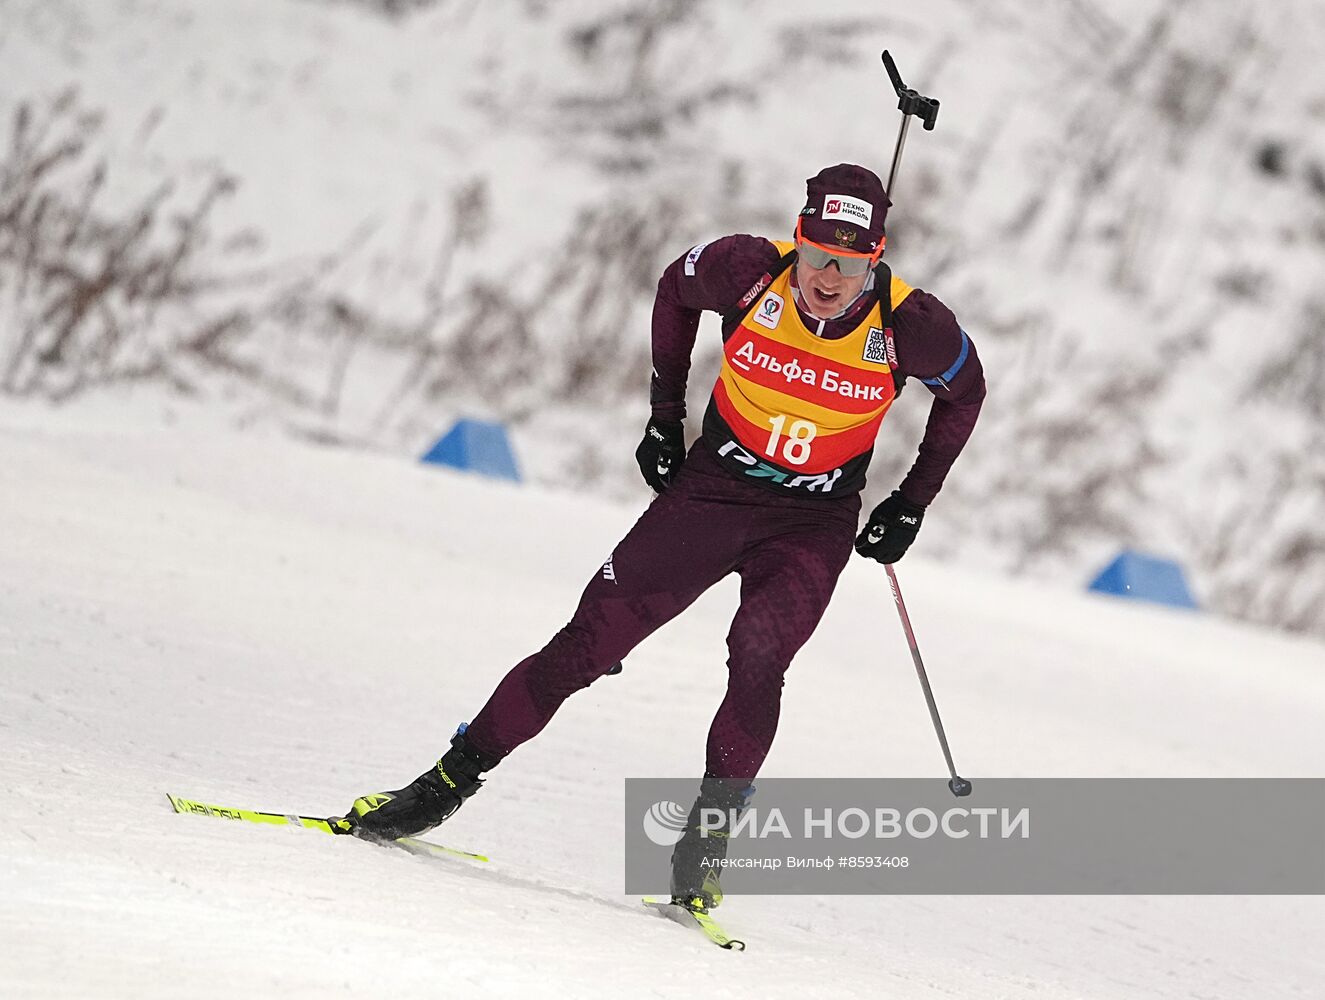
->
[[343, 164, 986, 911]]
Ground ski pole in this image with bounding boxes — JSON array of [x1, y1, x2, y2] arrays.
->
[[884, 564, 971, 797], [880, 50, 941, 202]]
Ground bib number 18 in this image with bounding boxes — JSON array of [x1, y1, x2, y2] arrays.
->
[[765, 415, 817, 466]]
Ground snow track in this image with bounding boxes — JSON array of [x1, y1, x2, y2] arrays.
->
[[2, 411, 1322, 998]]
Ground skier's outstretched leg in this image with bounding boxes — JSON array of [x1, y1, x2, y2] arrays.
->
[[347, 453, 752, 839], [463, 478, 751, 760]]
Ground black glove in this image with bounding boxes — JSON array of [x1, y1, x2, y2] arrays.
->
[[634, 418, 686, 492], [855, 491, 926, 564]]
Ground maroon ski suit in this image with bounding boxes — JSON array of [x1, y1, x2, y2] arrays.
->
[[466, 235, 985, 781]]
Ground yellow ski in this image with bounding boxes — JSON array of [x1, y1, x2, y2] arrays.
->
[[166, 793, 489, 862], [643, 896, 746, 950]]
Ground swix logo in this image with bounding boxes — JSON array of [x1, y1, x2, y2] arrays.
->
[[602, 554, 617, 584], [738, 273, 773, 310], [753, 292, 784, 330]]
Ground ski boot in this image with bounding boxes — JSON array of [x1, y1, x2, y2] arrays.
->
[[669, 774, 754, 912], [342, 726, 501, 841]]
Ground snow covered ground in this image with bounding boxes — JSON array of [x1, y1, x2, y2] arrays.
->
[[3, 406, 1323, 998]]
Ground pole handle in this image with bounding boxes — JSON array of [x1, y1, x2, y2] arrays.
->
[[881, 50, 940, 131]]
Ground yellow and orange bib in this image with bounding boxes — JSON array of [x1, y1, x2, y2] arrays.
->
[[701, 242, 914, 495]]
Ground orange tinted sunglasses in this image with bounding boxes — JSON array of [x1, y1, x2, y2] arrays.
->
[[794, 217, 885, 276]]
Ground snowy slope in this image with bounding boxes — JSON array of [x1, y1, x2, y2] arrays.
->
[[3, 408, 1324, 999], [3, 0, 1325, 640]]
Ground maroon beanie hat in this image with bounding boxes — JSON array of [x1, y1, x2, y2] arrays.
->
[[797, 163, 890, 254]]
